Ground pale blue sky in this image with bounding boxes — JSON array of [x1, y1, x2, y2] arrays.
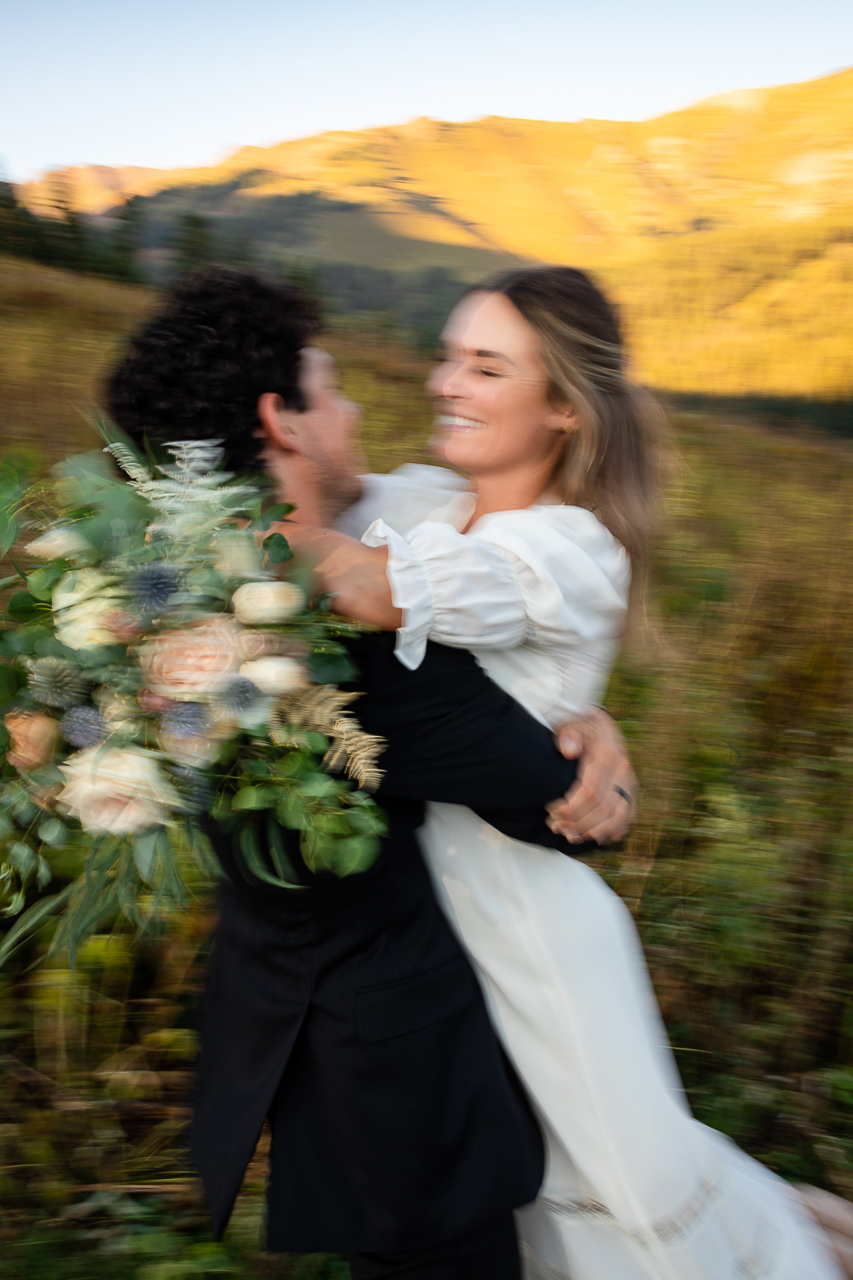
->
[[2, 0, 852, 181]]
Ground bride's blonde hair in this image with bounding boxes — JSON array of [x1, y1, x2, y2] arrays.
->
[[486, 266, 664, 566]]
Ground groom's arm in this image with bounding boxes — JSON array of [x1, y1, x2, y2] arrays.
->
[[347, 634, 584, 852]]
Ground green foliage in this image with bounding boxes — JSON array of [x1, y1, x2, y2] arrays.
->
[[171, 215, 215, 279], [602, 412, 853, 1193], [0, 183, 144, 284]]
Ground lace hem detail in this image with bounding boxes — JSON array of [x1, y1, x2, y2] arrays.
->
[[535, 1158, 783, 1277]]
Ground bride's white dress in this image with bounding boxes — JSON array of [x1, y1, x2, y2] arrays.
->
[[335, 465, 842, 1280]]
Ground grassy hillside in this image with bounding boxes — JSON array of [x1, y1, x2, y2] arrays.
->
[[0, 256, 440, 476], [15, 66, 853, 407]]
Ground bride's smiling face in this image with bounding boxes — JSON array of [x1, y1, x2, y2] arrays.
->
[[427, 290, 572, 478]]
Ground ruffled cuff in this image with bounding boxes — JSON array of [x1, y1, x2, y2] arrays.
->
[[362, 519, 434, 670]]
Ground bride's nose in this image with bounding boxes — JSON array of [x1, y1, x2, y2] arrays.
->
[[427, 357, 465, 401]]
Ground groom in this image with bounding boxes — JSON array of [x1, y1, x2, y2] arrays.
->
[[107, 267, 637, 1279]]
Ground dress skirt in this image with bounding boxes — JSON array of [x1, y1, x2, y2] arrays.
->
[[421, 801, 843, 1280]]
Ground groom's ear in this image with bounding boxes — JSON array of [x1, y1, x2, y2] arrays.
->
[[256, 392, 307, 455]]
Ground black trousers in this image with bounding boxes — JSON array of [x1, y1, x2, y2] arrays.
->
[[346, 1209, 521, 1280]]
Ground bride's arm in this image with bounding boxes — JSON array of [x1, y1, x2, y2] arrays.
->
[[276, 515, 532, 668], [269, 521, 402, 629]]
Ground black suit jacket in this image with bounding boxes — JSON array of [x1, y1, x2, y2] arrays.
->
[[190, 634, 578, 1254]]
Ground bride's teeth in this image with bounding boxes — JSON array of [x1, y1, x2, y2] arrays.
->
[[435, 415, 487, 430]]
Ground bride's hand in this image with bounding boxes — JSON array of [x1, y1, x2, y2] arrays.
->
[[546, 707, 637, 846]]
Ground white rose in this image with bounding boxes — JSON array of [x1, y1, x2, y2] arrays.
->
[[53, 569, 126, 651], [53, 569, 117, 612], [58, 748, 181, 836], [55, 602, 117, 651], [213, 531, 261, 580], [239, 657, 306, 696], [26, 527, 90, 563], [232, 581, 304, 626]]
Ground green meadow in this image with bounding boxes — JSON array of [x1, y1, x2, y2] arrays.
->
[[2, 256, 853, 1277]]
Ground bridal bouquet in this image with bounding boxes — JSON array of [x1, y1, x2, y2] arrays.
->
[[0, 429, 385, 966]]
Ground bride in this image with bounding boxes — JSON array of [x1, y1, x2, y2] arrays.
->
[[272, 267, 845, 1279]]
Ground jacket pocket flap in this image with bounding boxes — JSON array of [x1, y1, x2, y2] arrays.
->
[[356, 958, 476, 1042]]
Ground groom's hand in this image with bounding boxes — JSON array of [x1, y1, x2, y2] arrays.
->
[[547, 707, 637, 846]]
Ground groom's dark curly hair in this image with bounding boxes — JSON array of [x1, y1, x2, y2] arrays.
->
[[107, 266, 322, 473]]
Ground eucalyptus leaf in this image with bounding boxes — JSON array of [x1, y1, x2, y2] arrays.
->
[[38, 817, 68, 848], [27, 565, 64, 602], [6, 591, 42, 623], [262, 532, 293, 564], [0, 666, 23, 704], [266, 813, 303, 889], [0, 884, 74, 966], [238, 822, 300, 889], [332, 835, 381, 877], [8, 842, 37, 881], [255, 503, 296, 532], [133, 830, 160, 885], [307, 647, 359, 684]]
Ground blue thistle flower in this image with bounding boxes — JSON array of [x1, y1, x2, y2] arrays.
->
[[216, 676, 263, 717], [130, 564, 180, 614], [159, 703, 210, 739], [60, 706, 108, 749], [28, 658, 87, 709]]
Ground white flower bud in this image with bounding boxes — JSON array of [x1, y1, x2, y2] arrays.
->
[[232, 581, 304, 626], [239, 657, 306, 696]]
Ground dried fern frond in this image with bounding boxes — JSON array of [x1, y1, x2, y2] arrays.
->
[[270, 687, 385, 790], [270, 686, 362, 740], [323, 714, 385, 790]]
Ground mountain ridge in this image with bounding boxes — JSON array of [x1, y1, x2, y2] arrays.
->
[[18, 65, 853, 270]]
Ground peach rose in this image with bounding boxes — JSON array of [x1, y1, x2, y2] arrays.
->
[[140, 619, 242, 701], [105, 610, 142, 644], [234, 629, 309, 662], [5, 712, 58, 771]]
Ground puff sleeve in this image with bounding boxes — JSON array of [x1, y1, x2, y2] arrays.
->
[[362, 506, 630, 672]]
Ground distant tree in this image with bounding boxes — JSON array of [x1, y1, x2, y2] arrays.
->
[[172, 212, 214, 276], [109, 196, 145, 282], [45, 175, 89, 271], [0, 182, 44, 261], [215, 223, 257, 269]]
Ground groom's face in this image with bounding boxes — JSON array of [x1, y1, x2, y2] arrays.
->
[[293, 347, 366, 509]]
